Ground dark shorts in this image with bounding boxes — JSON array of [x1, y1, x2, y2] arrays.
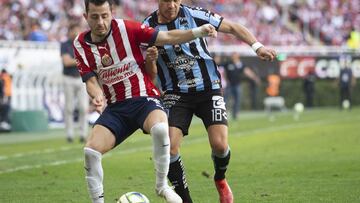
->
[[95, 96, 164, 146], [162, 90, 228, 136]]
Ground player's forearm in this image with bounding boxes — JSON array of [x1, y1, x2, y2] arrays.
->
[[230, 24, 257, 46], [85, 77, 103, 99], [155, 30, 195, 46], [154, 24, 216, 46], [145, 60, 158, 82], [219, 20, 257, 46]]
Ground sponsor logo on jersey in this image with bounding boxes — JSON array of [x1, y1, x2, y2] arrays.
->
[[178, 78, 202, 88], [170, 54, 196, 72], [163, 94, 181, 109], [98, 62, 135, 85]]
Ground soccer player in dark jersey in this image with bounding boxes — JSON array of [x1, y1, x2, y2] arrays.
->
[[224, 53, 261, 120], [74, 0, 217, 203], [143, 1, 277, 203], [338, 55, 356, 109], [61, 24, 89, 143]]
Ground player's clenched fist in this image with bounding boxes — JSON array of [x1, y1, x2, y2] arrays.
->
[[192, 24, 217, 38], [256, 47, 277, 62], [146, 46, 158, 63]]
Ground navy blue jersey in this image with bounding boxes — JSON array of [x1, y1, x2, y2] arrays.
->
[[61, 39, 80, 77], [224, 61, 246, 86], [60, 40, 80, 77], [340, 67, 353, 88], [143, 5, 224, 93]]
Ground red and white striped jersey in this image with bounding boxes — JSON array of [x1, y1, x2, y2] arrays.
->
[[73, 19, 160, 104]]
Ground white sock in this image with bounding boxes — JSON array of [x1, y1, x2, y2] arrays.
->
[[150, 122, 170, 189], [84, 147, 104, 203]]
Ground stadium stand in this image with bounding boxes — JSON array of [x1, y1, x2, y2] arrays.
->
[[0, 0, 359, 47]]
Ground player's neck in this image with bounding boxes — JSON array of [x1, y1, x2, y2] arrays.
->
[[90, 31, 110, 43]]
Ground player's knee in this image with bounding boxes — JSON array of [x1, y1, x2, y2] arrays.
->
[[170, 142, 180, 155], [212, 144, 229, 155], [84, 139, 105, 154], [170, 147, 179, 156], [150, 122, 168, 139]]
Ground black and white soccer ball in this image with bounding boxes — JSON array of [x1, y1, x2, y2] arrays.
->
[[117, 191, 150, 203]]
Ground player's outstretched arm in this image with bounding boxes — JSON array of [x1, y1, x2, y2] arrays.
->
[[145, 46, 158, 82], [219, 19, 277, 61], [85, 76, 106, 114], [154, 24, 217, 46]]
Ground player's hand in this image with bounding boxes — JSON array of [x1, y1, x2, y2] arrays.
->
[[200, 24, 217, 38], [145, 46, 158, 63], [256, 47, 277, 61], [92, 94, 105, 114]]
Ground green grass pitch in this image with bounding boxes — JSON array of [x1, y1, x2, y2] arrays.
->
[[0, 108, 359, 202]]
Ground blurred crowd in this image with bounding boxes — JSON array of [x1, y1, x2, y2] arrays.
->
[[0, 0, 359, 46]]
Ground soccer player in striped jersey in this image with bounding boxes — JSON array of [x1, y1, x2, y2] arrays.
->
[[74, 0, 217, 203], [143, 1, 277, 203]]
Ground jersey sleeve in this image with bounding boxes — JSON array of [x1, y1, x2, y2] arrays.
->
[[187, 6, 224, 30], [72, 39, 96, 82], [142, 17, 151, 27], [124, 20, 159, 47]]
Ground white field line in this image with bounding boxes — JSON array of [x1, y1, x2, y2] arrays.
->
[[0, 117, 353, 175], [0, 146, 153, 174], [0, 146, 79, 161]]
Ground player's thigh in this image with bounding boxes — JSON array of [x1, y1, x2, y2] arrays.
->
[[85, 124, 116, 154], [207, 124, 229, 153], [163, 93, 194, 136], [195, 94, 229, 152], [195, 94, 228, 129]]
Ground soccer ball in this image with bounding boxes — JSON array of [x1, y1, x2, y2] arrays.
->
[[117, 192, 150, 203], [294, 102, 304, 113], [342, 100, 350, 109]]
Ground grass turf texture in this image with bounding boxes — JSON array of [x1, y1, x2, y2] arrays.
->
[[0, 108, 359, 202]]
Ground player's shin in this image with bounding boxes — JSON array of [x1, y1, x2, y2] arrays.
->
[[212, 146, 231, 180], [84, 147, 104, 203], [168, 154, 193, 203], [150, 122, 170, 189]]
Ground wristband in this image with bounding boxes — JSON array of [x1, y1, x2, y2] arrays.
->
[[192, 27, 205, 38], [251, 42, 264, 53]]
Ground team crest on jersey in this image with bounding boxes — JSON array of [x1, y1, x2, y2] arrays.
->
[[179, 17, 188, 26], [101, 54, 113, 67]]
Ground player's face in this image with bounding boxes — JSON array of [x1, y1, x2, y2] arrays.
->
[[84, 2, 112, 41], [158, 0, 181, 23]]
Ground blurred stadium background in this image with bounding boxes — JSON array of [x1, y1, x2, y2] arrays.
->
[[0, 0, 359, 202], [0, 0, 359, 130]]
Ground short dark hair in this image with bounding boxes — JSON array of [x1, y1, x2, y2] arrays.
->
[[84, 0, 113, 13]]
